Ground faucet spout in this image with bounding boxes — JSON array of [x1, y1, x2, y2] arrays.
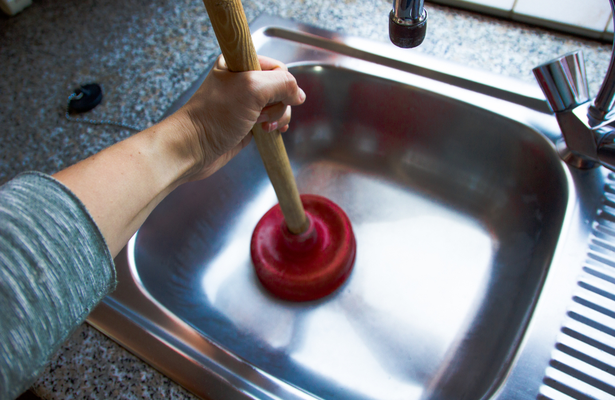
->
[[389, 0, 427, 48], [393, 0, 424, 20], [590, 0, 615, 120]]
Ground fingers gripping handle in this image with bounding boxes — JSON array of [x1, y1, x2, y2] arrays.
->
[[202, 0, 309, 234]]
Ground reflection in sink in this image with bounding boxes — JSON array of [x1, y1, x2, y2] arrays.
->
[[130, 63, 567, 400]]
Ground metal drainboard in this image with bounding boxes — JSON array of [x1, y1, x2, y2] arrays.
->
[[539, 175, 615, 400]]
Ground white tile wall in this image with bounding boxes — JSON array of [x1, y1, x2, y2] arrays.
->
[[514, 0, 611, 32], [453, 0, 515, 11], [429, 0, 614, 40]]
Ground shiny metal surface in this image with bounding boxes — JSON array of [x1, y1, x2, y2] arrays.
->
[[89, 15, 615, 400], [591, 0, 615, 120], [392, 0, 424, 21], [533, 0, 615, 173], [533, 51, 590, 113], [536, 174, 615, 400]]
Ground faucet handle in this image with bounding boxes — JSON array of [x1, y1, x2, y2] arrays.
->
[[533, 51, 590, 113]]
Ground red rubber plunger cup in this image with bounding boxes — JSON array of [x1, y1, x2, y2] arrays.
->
[[251, 195, 356, 302]]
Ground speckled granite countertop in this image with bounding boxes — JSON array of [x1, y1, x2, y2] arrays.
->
[[0, 0, 612, 398]]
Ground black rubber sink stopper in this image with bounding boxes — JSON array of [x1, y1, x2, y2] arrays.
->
[[68, 83, 103, 113]]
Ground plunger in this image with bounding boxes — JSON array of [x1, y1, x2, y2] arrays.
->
[[202, 0, 356, 301]]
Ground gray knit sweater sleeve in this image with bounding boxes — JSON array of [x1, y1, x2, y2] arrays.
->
[[0, 172, 116, 400]]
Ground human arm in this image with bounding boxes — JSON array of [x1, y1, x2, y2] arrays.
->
[[53, 55, 305, 257], [0, 55, 304, 399]]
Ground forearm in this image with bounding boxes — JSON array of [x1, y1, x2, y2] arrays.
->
[[53, 112, 197, 257]]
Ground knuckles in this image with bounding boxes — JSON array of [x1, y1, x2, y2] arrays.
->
[[241, 70, 300, 107]]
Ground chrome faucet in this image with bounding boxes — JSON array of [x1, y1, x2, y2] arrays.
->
[[389, 0, 427, 48], [533, 0, 615, 171]]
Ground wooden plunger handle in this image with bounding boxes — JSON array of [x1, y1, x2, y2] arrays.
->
[[202, 0, 309, 235]]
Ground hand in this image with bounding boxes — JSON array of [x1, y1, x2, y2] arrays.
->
[[170, 55, 306, 182]]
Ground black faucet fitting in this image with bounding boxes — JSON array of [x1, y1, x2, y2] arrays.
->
[[389, 0, 427, 48]]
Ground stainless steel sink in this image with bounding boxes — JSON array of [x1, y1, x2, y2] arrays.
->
[[89, 15, 615, 400]]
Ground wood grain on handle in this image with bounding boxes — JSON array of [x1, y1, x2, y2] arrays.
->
[[202, 0, 309, 234]]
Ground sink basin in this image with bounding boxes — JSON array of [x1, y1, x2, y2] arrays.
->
[[89, 15, 615, 400]]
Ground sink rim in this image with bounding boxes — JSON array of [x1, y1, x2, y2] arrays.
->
[[88, 14, 611, 400]]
